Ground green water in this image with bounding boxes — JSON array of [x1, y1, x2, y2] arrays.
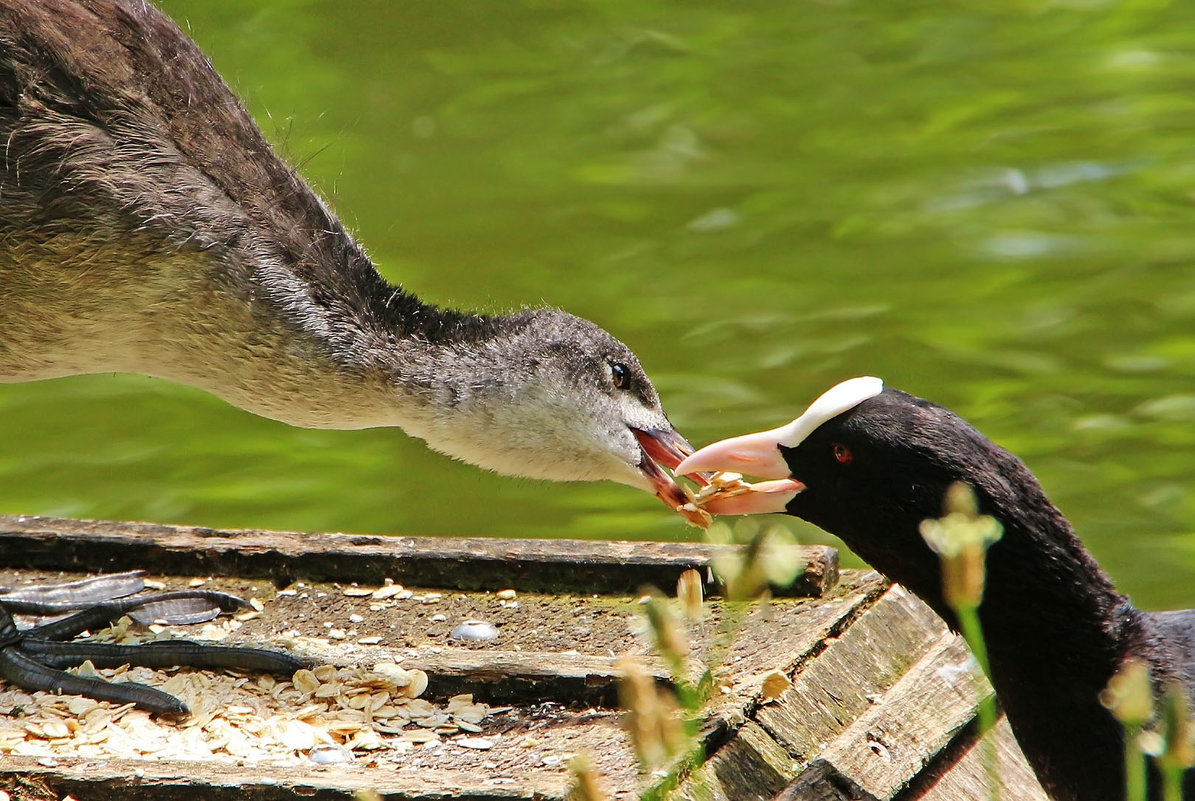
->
[[2, 0, 1194, 608]]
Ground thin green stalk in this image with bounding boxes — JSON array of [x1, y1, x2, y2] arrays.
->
[[639, 739, 705, 801], [1100, 660, 1154, 801], [1162, 766, 1184, 801], [956, 603, 999, 801], [923, 484, 1005, 801], [1123, 723, 1146, 801], [1154, 682, 1195, 801]]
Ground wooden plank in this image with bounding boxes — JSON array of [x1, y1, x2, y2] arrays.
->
[[287, 571, 885, 710], [0, 564, 882, 801], [0, 513, 1048, 800], [810, 634, 986, 799], [0, 566, 879, 711], [684, 584, 946, 800], [0, 754, 567, 800], [351, 647, 639, 708], [697, 572, 889, 742], [397, 571, 881, 706], [677, 721, 795, 801], [756, 585, 949, 762], [0, 514, 838, 597], [686, 585, 1044, 801], [773, 760, 881, 801], [900, 716, 1047, 801], [0, 702, 641, 801]]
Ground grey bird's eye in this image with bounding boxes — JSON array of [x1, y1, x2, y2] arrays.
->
[[611, 362, 630, 390]]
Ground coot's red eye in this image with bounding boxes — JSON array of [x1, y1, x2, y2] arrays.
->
[[832, 443, 853, 464]]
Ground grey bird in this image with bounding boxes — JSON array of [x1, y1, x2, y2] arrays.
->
[[0, 0, 697, 519]]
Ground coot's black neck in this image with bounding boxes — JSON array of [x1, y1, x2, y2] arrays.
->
[[972, 495, 1141, 801], [869, 458, 1158, 801]]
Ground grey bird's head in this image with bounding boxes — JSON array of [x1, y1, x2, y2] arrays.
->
[[398, 308, 693, 508]]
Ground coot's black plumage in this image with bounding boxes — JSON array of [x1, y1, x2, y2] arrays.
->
[[678, 377, 1195, 801]]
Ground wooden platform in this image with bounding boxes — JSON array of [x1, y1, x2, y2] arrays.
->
[[0, 514, 1048, 800]]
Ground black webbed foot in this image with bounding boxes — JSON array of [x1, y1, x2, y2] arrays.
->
[[0, 574, 306, 717], [0, 636, 189, 717]]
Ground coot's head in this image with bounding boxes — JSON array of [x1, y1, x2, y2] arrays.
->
[[677, 378, 1028, 593]]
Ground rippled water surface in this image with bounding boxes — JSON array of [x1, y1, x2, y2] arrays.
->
[[3, 1, 1195, 608]]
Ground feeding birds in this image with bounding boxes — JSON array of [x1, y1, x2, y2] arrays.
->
[[679, 377, 1195, 801], [6, 2, 1187, 794], [0, 0, 696, 519]]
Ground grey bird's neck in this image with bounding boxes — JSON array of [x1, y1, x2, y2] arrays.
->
[[0, 0, 509, 430]]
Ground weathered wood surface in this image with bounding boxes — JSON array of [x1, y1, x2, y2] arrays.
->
[[0, 758, 566, 800], [904, 717, 1049, 801], [682, 585, 1046, 801], [0, 514, 837, 597], [0, 516, 1047, 801]]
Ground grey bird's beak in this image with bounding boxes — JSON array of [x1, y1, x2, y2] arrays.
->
[[632, 425, 697, 511]]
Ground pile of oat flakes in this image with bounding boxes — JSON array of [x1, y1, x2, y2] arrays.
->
[[0, 581, 495, 767]]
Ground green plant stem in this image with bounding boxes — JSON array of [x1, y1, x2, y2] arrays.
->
[[1123, 723, 1146, 801], [1162, 766, 1183, 801], [956, 603, 1000, 801], [639, 725, 705, 800]]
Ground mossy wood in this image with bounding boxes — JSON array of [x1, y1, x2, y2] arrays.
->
[[0, 514, 836, 597], [0, 515, 1046, 800]]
